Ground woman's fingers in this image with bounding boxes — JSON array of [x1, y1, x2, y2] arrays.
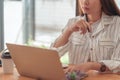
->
[[64, 67, 70, 73], [69, 19, 91, 34], [77, 20, 91, 34], [64, 65, 74, 73], [64, 65, 81, 73]]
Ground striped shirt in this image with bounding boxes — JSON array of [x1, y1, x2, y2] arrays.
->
[[51, 13, 120, 73]]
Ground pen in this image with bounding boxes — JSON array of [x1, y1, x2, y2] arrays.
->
[[85, 13, 90, 32], [85, 13, 89, 22]]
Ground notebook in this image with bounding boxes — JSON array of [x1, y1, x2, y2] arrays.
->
[[6, 43, 66, 80]]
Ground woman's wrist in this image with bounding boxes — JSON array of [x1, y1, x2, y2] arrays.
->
[[63, 27, 73, 37], [68, 27, 74, 34], [99, 62, 107, 72], [90, 62, 110, 72], [89, 62, 101, 71]]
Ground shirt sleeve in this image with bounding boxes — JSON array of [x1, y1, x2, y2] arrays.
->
[[99, 17, 120, 73], [50, 41, 70, 57], [99, 38, 120, 73]]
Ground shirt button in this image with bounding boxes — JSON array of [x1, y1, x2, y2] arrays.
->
[[92, 36, 94, 38], [90, 48, 93, 51]]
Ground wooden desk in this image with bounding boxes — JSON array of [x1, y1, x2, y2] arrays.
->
[[0, 67, 120, 80], [0, 67, 36, 80]]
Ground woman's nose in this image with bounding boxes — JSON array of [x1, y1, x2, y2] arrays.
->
[[83, 0, 89, 5]]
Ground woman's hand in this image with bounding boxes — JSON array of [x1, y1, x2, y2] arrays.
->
[[64, 63, 92, 73], [68, 19, 91, 34], [64, 62, 101, 73]]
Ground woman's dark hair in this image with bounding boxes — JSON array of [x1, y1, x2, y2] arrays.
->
[[77, 0, 120, 16]]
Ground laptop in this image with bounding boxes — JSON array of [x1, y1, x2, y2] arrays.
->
[[6, 43, 66, 80]]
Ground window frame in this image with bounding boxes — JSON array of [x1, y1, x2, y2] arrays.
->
[[0, 0, 4, 51]]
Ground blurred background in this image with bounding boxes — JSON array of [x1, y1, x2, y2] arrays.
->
[[4, 0, 76, 47], [0, 0, 120, 63]]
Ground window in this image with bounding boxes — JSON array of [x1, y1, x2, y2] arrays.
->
[[34, 0, 76, 47], [0, 0, 4, 51], [4, 0, 23, 48], [116, 0, 120, 8]]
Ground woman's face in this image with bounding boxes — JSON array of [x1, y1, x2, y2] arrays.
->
[[79, 0, 102, 15]]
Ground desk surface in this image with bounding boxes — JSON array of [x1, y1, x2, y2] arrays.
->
[[0, 67, 120, 80]]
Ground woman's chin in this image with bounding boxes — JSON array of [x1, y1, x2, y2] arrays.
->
[[83, 12, 90, 14]]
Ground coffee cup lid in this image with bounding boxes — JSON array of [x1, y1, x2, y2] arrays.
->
[[1, 52, 11, 59]]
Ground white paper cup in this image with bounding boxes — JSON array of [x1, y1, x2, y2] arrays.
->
[[2, 59, 14, 74]]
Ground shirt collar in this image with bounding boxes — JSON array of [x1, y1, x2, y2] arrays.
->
[[101, 12, 114, 25], [91, 12, 114, 36]]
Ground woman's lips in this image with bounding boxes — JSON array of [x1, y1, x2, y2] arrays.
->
[[82, 7, 89, 11]]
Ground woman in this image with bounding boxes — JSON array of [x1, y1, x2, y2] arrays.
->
[[51, 0, 120, 73]]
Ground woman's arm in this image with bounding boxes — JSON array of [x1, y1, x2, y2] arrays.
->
[[100, 38, 120, 73], [53, 27, 72, 48], [98, 18, 120, 73], [64, 62, 110, 73]]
